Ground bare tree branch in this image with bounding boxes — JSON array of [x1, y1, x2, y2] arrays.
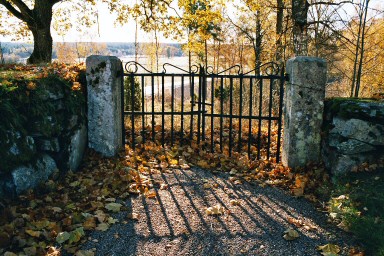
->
[[0, 0, 25, 21]]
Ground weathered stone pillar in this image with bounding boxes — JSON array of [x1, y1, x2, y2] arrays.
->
[[282, 57, 327, 168], [86, 55, 123, 157]]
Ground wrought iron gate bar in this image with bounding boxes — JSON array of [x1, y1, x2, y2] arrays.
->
[[122, 61, 285, 162], [123, 111, 280, 120], [124, 73, 282, 79]]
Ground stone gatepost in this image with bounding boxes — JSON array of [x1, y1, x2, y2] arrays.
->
[[282, 57, 327, 168], [86, 55, 123, 157]]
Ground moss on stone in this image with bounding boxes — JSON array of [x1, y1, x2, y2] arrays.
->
[[0, 74, 86, 174], [325, 97, 384, 125]]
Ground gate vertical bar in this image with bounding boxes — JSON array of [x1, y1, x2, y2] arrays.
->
[[197, 67, 203, 145], [151, 75, 155, 141], [190, 74, 195, 143], [171, 75, 175, 146], [181, 76, 185, 142], [141, 76, 145, 143], [257, 79, 263, 159], [267, 78, 273, 159], [238, 75, 244, 152], [161, 74, 165, 147], [210, 76, 215, 153], [130, 74, 135, 149], [229, 77, 233, 156], [219, 77, 224, 152], [201, 67, 207, 142], [248, 77, 253, 157]]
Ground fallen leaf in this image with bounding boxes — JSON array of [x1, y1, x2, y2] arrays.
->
[[4, 252, 17, 256], [69, 227, 85, 244], [105, 203, 123, 212], [95, 223, 109, 231], [206, 204, 225, 215], [107, 217, 118, 224], [75, 250, 95, 256], [203, 183, 212, 189], [56, 232, 71, 244], [23, 246, 36, 256], [230, 199, 240, 206], [52, 207, 63, 213], [25, 229, 41, 238], [145, 191, 157, 199], [46, 246, 61, 256], [317, 244, 340, 255], [127, 213, 139, 220], [83, 217, 97, 230], [283, 228, 300, 241], [160, 184, 169, 190], [94, 210, 106, 223]]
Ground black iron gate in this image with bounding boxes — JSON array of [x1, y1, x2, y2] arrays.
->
[[122, 61, 286, 162]]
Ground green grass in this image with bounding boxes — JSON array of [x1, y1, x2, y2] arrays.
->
[[329, 170, 384, 256]]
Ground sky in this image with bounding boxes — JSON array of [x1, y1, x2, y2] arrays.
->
[[53, 0, 383, 43], [53, 3, 157, 43], [0, 0, 383, 43]]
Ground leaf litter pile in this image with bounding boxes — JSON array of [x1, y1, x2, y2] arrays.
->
[[0, 140, 360, 255]]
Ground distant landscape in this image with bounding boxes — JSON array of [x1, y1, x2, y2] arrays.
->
[[0, 42, 185, 64]]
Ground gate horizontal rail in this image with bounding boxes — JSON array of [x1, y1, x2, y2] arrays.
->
[[122, 61, 285, 163]]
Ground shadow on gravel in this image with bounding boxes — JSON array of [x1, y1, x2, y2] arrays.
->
[[79, 167, 355, 256]]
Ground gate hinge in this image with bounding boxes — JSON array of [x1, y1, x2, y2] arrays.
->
[[284, 73, 290, 82]]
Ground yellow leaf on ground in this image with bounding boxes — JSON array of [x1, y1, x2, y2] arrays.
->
[[317, 244, 340, 255], [83, 217, 97, 230], [203, 183, 212, 189], [4, 252, 17, 256], [127, 213, 139, 220], [56, 232, 70, 244], [105, 203, 123, 212], [95, 223, 109, 232], [160, 183, 169, 190], [69, 227, 85, 244], [25, 229, 41, 238], [145, 190, 157, 199], [283, 228, 300, 241], [230, 199, 240, 206], [75, 250, 95, 256], [206, 204, 225, 215]]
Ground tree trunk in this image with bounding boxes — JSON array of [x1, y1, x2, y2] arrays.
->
[[276, 0, 284, 64], [350, 2, 364, 97], [0, 42, 4, 64], [27, 0, 53, 64], [27, 26, 53, 64], [292, 0, 309, 56], [355, 0, 370, 97], [255, 10, 262, 75]]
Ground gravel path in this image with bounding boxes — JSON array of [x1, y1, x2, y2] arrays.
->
[[78, 167, 356, 256]]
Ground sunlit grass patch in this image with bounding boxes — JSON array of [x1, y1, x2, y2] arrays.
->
[[329, 170, 384, 255]]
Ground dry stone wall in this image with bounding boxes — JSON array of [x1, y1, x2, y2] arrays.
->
[[0, 77, 87, 199], [322, 98, 384, 176]]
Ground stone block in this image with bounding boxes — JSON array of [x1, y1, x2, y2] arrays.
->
[[11, 154, 58, 195], [35, 137, 60, 152], [322, 98, 384, 176], [331, 118, 384, 146], [68, 124, 87, 171], [0, 132, 36, 173], [86, 55, 123, 157], [282, 57, 327, 168]]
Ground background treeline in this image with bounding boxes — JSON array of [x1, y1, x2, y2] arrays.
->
[[0, 42, 184, 64]]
